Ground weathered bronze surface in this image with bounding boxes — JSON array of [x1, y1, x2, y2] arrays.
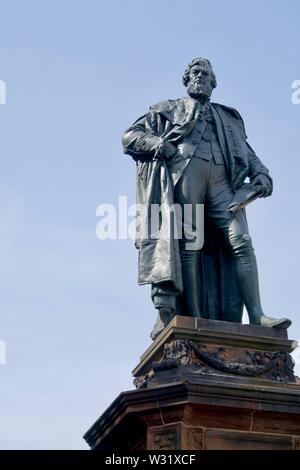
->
[[122, 58, 291, 339]]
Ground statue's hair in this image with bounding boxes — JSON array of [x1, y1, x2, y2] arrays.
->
[[182, 58, 217, 88]]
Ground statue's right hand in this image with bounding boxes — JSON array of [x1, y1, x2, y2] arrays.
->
[[157, 139, 177, 159]]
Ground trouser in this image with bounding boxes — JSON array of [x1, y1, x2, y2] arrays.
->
[[152, 156, 264, 323]]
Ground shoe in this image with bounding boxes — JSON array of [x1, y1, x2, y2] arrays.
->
[[150, 308, 174, 341], [253, 314, 292, 329]]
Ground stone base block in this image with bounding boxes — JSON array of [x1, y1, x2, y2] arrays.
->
[[84, 317, 300, 450]]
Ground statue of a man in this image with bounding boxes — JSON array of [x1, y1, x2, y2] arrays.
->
[[122, 58, 291, 339]]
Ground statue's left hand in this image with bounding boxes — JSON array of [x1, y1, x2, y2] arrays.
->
[[251, 174, 273, 198]]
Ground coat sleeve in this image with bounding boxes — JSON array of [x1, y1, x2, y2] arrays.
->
[[122, 111, 163, 160], [246, 142, 273, 185], [234, 108, 273, 185]]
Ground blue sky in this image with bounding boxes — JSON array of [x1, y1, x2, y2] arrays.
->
[[0, 0, 299, 449]]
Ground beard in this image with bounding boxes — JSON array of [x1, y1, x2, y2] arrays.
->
[[187, 80, 213, 102]]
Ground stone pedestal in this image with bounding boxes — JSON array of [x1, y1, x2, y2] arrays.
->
[[83, 316, 300, 450]]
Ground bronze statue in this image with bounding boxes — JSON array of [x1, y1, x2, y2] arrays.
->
[[122, 58, 291, 340]]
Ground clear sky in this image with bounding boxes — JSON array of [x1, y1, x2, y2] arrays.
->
[[0, 0, 299, 449]]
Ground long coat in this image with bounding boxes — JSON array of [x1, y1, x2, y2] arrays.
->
[[122, 96, 272, 321]]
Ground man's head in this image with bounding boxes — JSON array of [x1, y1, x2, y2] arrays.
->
[[183, 58, 217, 102]]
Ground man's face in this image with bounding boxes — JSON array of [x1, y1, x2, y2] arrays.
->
[[187, 63, 213, 101]]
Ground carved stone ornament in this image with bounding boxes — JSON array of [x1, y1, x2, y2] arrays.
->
[[134, 339, 295, 388]]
